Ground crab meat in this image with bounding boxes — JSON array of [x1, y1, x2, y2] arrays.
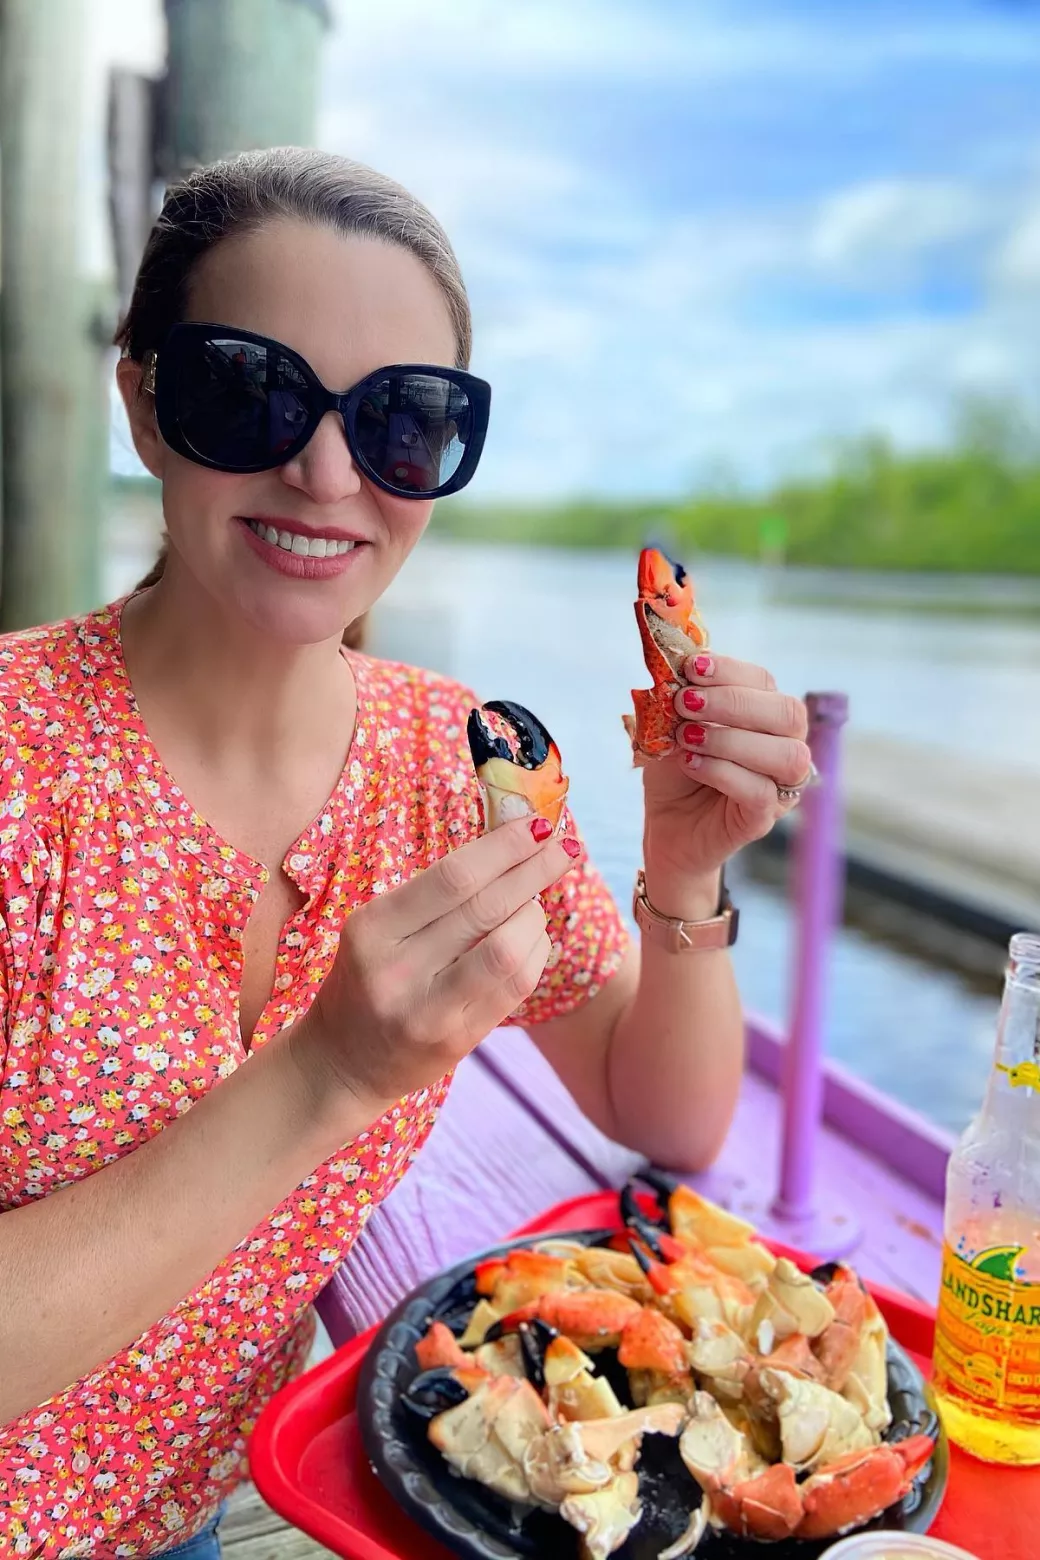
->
[[840, 1304, 892, 1433], [574, 1246, 654, 1303], [560, 1471, 642, 1560], [679, 1392, 800, 1540], [524, 1404, 685, 1504], [629, 1232, 757, 1337], [458, 1298, 502, 1348], [754, 1367, 878, 1470], [543, 1334, 625, 1422], [428, 1374, 553, 1506], [685, 1317, 754, 1401], [749, 1257, 835, 1342]]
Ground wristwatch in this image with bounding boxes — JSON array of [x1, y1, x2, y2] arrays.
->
[[632, 868, 739, 952]]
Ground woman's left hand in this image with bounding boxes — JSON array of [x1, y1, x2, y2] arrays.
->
[[639, 651, 811, 913]]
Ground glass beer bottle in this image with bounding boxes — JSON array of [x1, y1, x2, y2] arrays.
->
[[932, 931, 1040, 1463]]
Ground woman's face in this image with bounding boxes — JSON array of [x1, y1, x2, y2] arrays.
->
[[121, 219, 459, 645]]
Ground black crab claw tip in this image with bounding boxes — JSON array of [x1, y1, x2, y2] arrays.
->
[[466, 707, 512, 770], [635, 1167, 682, 1202], [402, 1367, 471, 1421], [627, 1235, 656, 1277], [625, 1215, 669, 1262], [517, 1319, 558, 1390], [480, 700, 555, 771]]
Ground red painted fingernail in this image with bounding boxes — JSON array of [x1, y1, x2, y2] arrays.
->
[[693, 654, 715, 677], [530, 818, 553, 842], [682, 723, 707, 746], [682, 688, 706, 712], [685, 752, 704, 770], [562, 837, 581, 858]]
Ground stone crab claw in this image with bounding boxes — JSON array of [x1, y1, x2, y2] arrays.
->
[[620, 1171, 776, 1288], [407, 1367, 555, 1506], [795, 1433, 936, 1539], [811, 1262, 893, 1431], [678, 1388, 935, 1543], [487, 1288, 645, 1353], [467, 699, 569, 834], [621, 548, 709, 760]]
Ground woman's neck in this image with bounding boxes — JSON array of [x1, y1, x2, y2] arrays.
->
[[119, 570, 357, 783]]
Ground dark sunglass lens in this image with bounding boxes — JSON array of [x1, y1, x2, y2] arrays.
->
[[174, 336, 312, 467], [353, 374, 472, 493]]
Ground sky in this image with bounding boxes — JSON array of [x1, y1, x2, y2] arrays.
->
[[108, 0, 1040, 501]]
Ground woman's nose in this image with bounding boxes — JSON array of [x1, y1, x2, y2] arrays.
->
[[279, 412, 362, 504]]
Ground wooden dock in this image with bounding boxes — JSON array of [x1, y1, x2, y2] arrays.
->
[[222, 1482, 336, 1559]]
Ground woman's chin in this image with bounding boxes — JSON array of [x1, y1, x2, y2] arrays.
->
[[227, 577, 363, 648]]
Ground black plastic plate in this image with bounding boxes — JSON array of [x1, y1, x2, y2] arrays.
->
[[357, 1229, 948, 1560]]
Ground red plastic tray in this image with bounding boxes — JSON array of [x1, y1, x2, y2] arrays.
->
[[252, 1192, 1032, 1559]]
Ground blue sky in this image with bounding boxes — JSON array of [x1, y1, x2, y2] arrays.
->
[[317, 0, 1040, 501]]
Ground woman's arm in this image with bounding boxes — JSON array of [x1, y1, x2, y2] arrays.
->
[[0, 815, 576, 1424], [531, 650, 808, 1171], [0, 1032, 354, 1423], [529, 914, 744, 1173]]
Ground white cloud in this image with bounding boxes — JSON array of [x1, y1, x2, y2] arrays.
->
[[810, 179, 988, 280], [993, 201, 1040, 292], [97, 0, 1040, 498]]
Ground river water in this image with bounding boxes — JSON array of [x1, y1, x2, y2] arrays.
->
[[386, 539, 1040, 1135]]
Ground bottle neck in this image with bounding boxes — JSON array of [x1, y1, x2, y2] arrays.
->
[[984, 935, 1040, 1111]]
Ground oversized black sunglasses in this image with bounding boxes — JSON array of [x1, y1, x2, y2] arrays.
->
[[144, 322, 491, 499]]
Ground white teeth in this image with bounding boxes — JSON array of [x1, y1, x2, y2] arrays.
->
[[246, 519, 356, 558]]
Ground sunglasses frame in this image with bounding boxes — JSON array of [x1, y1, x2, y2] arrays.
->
[[145, 322, 492, 499]]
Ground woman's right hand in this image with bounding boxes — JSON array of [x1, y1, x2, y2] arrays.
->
[[291, 818, 582, 1114]]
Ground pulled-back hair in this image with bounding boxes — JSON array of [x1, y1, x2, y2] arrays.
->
[[118, 146, 473, 649]]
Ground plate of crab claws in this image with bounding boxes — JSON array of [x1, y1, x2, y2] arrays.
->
[[357, 1170, 947, 1560]]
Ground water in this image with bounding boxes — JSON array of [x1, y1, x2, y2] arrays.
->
[[390, 539, 1040, 1134]]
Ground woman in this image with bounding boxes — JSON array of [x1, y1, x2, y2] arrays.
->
[[0, 149, 810, 1557]]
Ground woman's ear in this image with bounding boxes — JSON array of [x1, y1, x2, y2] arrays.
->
[[116, 357, 165, 479]]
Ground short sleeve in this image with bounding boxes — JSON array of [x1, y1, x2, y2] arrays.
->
[[503, 804, 630, 1027]]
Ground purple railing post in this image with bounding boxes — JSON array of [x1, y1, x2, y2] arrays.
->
[[770, 692, 860, 1250]]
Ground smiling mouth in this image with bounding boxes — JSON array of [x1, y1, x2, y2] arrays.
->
[[243, 519, 358, 558]]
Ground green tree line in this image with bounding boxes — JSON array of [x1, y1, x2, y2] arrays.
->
[[434, 413, 1040, 574]]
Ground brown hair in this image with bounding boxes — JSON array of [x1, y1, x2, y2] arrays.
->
[[119, 145, 473, 652]]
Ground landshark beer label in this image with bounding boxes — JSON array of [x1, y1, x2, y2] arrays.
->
[[933, 1243, 1040, 1419]]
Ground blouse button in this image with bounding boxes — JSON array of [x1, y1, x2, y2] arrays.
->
[[72, 1451, 91, 1474]]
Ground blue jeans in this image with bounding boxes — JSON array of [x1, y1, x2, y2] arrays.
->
[[152, 1506, 224, 1560]]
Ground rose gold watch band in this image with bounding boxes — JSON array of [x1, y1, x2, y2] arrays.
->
[[631, 869, 739, 952]]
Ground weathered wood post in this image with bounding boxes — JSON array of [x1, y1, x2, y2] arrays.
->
[[0, 0, 106, 630], [158, 0, 330, 174]]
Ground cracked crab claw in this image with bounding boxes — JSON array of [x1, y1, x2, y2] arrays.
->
[[679, 1392, 802, 1542], [422, 1372, 554, 1506], [467, 700, 569, 834], [621, 548, 708, 760], [753, 1366, 878, 1471], [560, 1471, 642, 1560]]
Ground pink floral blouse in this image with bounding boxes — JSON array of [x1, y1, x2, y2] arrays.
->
[[0, 599, 629, 1557]]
